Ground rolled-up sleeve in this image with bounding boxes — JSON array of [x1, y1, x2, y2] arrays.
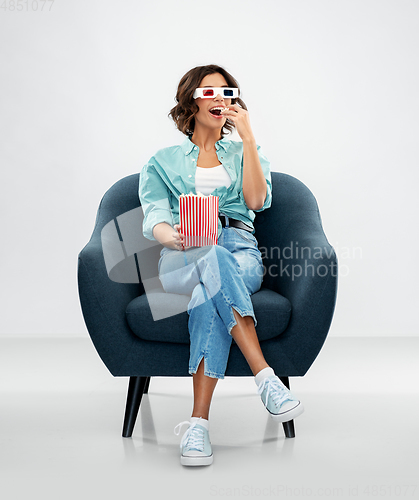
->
[[252, 144, 272, 212], [139, 162, 173, 241]]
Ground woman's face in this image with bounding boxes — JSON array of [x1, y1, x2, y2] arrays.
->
[[193, 72, 232, 131]]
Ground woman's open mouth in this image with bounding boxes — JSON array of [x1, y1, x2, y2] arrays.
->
[[209, 107, 227, 119]]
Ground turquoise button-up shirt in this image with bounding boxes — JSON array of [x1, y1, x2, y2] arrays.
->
[[139, 135, 272, 241]]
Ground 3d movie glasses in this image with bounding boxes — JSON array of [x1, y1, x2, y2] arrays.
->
[[193, 87, 239, 99]]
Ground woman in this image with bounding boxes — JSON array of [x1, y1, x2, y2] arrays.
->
[[139, 64, 304, 467]]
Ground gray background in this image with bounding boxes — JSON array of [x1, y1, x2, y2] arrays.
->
[[1, 0, 418, 337]]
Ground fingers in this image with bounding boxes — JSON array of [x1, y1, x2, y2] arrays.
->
[[173, 239, 183, 250], [173, 224, 195, 251], [221, 104, 238, 115], [173, 239, 184, 250], [221, 104, 239, 113], [221, 105, 241, 123], [173, 224, 186, 251]]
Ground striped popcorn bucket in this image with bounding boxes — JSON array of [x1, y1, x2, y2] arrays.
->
[[179, 193, 219, 247]]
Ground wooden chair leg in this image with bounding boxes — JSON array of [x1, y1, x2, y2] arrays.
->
[[282, 419, 296, 438], [279, 376, 296, 438], [122, 376, 149, 438], [143, 376, 151, 394]]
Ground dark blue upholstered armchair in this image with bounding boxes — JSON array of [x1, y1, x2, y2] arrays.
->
[[77, 172, 338, 439]]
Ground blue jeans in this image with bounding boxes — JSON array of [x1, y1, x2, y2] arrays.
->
[[157, 223, 264, 379]]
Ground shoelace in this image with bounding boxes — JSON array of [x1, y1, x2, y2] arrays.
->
[[174, 419, 205, 451], [257, 377, 294, 409]]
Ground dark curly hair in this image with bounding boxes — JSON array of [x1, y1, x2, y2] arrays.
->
[[168, 64, 247, 138]]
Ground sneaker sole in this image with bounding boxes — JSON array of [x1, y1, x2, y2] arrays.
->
[[268, 402, 304, 423], [181, 454, 213, 466]]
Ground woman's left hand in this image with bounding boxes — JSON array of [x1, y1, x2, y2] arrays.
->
[[221, 104, 255, 142]]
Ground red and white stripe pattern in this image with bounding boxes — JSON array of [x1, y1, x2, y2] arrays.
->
[[179, 193, 219, 247]]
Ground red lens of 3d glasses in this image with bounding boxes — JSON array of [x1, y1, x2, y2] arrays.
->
[[202, 88, 234, 98]]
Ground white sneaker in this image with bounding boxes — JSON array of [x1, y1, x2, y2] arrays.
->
[[174, 417, 213, 466], [257, 376, 304, 422]]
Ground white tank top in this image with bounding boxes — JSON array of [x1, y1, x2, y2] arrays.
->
[[195, 164, 232, 196]]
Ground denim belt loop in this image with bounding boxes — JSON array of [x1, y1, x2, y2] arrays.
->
[[219, 212, 229, 227]]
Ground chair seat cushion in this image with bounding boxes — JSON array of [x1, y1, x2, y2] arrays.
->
[[126, 286, 292, 344]]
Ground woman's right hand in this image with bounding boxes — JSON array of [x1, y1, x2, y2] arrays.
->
[[173, 224, 190, 251], [153, 222, 191, 251]]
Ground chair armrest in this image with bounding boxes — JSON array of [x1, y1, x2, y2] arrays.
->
[[271, 219, 338, 374], [257, 172, 338, 375], [78, 239, 142, 375]]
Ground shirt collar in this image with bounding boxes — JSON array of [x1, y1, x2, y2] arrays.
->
[[181, 135, 231, 156]]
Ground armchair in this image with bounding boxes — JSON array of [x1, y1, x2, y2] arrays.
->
[[77, 172, 338, 439]]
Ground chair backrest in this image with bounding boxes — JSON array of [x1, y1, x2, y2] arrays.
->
[[253, 172, 325, 291]]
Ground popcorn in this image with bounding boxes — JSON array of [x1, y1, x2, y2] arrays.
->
[[179, 193, 219, 247], [209, 106, 230, 117]]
